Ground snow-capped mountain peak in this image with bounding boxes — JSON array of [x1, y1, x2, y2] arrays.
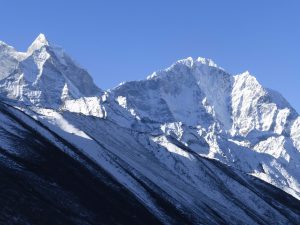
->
[[170, 56, 221, 70], [27, 33, 49, 55], [195, 56, 219, 68], [0, 35, 101, 107]]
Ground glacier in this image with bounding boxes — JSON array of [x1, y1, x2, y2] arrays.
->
[[0, 34, 300, 225]]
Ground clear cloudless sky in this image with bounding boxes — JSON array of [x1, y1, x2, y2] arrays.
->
[[0, 0, 299, 111]]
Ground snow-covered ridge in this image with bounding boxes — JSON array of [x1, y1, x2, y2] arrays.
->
[[61, 96, 107, 118], [147, 56, 223, 80]]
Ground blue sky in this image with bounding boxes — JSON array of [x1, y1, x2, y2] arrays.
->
[[1, 0, 299, 111]]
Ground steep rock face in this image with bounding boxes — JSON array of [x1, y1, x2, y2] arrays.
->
[[0, 34, 101, 107], [231, 72, 297, 136]]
